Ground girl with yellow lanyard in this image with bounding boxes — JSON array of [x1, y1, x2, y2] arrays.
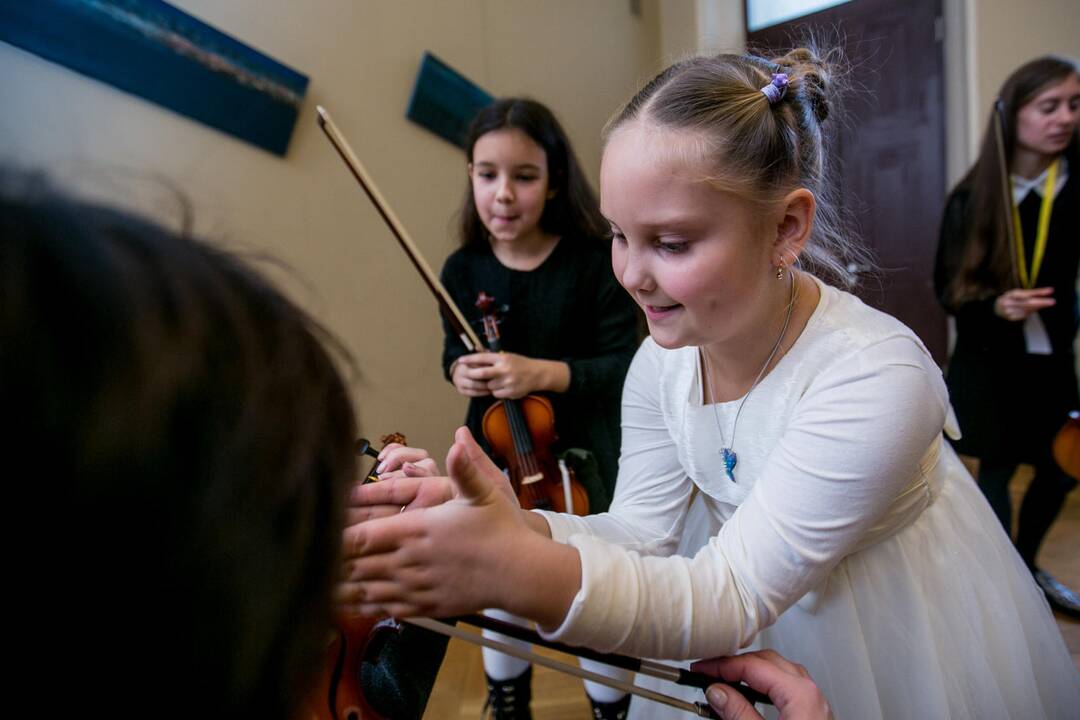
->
[[935, 55, 1080, 618]]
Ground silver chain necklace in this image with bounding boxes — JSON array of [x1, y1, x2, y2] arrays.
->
[[702, 272, 797, 482]]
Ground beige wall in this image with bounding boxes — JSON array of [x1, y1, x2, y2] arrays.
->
[[944, 0, 1080, 182], [969, 0, 1080, 162], [3, 0, 1073, 448], [0, 0, 659, 453], [658, 0, 746, 60]]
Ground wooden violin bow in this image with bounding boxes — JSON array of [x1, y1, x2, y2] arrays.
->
[[316, 106, 483, 353], [405, 615, 774, 717], [992, 99, 1022, 287]]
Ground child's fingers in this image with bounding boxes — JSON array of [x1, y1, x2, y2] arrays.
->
[[446, 426, 502, 502]]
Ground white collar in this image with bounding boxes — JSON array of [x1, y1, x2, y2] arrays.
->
[[1012, 156, 1069, 203]]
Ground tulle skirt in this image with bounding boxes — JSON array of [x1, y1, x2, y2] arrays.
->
[[628, 448, 1080, 719]]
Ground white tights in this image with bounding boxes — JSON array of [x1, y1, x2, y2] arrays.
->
[[481, 608, 630, 703]]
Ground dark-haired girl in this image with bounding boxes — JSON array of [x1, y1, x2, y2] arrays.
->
[[438, 98, 640, 718], [935, 55, 1080, 617]]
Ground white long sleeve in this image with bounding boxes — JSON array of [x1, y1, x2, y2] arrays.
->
[[537, 284, 950, 660]]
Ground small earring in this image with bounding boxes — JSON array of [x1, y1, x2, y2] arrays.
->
[[776, 260, 785, 280]]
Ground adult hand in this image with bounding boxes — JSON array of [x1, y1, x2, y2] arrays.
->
[[993, 287, 1055, 321], [337, 427, 529, 619], [691, 650, 833, 720]]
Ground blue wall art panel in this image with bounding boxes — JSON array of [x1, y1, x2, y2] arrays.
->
[[406, 52, 493, 148], [0, 0, 309, 156]]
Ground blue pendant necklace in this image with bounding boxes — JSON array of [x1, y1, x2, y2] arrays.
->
[[703, 272, 797, 482]]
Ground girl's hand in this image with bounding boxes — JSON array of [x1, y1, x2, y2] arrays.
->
[[692, 650, 833, 720], [337, 427, 530, 619], [467, 352, 570, 399], [451, 354, 495, 397], [374, 442, 440, 479], [346, 443, 447, 523], [993, 287, 1055, 321]]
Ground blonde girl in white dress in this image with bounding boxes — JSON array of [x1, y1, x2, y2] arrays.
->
[[341, 48, 1080, 719]]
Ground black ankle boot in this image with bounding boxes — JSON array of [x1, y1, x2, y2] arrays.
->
[[484, 667, 533, 720], [1033, 568, 1080, 618], [590, 694, 631, 720]]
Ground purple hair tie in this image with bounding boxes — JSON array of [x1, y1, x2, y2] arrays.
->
[[760, 73, 789, 104]]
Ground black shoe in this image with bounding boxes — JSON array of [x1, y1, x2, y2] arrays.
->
[[1034, 569, 1080, 619], [590, 695, 631, 720], [483, 667, 533, 720]]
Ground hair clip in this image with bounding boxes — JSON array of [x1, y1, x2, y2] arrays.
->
[[760, 73, 789, 104]]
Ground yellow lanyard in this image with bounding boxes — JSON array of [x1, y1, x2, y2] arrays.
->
[[1010, 159, 1059, 289]]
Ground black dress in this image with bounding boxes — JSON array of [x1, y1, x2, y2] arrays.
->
[[934, 171, 1080, 464], [440, 236, 640, 498]]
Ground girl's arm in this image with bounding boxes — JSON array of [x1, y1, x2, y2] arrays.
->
[[463, 256, 639, 399], [933, 189, 1001, 325], [340, 426, 582, 628], [539, 339, 695, 552], [934, 190, 1041, 328], [439, 252, 480, 381], [933, 189, 970, 314], [559, 257, 640, 401], [540, 336, 950, 660], [340, 341, 696, 628]]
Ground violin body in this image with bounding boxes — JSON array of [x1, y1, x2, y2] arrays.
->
[[309, 434, 414, 720], [482, 394, 590, 514], [309, 614, 399, 720], [1053, 411, 1080, 480]]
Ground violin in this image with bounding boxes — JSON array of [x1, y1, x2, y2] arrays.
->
[[1053, 411, 1080, 480], [311, 435, 406, 720], [476, 291, 590, 513]]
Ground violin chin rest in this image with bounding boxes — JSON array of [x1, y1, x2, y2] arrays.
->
[[359, 619, 456, 720]]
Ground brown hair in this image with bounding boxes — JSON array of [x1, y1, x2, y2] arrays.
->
[[945, 55, 1080, 305], [604, 46, 870, 287], [1, 176, 355, 720]]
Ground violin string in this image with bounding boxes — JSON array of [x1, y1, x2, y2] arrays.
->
[[505, 400, 543, 503]]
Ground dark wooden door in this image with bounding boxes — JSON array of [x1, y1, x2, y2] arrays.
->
[[748, 0, 948, 363]]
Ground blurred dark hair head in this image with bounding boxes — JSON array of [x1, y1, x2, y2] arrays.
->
[[1, 174, 355, 719], [457, 97, 608, 249]]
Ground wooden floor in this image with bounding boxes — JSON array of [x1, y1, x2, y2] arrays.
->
[[1014, 466, 1080, 677], [422, 467, 1080, 719]]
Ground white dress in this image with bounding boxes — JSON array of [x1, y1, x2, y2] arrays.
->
[[536, 279, 1080, 719]]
